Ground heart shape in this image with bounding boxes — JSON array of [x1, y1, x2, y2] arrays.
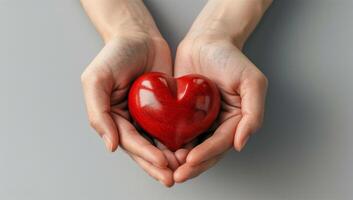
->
[[128, 72, 220, 151]]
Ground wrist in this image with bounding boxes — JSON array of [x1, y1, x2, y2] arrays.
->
[[81, 0, 163, 43], [186, 0, 272, 49], [102, 20, 162, 43]]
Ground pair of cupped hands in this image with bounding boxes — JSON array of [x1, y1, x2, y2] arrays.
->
[[81, 26, 267, 186]]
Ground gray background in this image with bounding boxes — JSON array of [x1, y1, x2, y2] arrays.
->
[[0, 0, 352, 199]]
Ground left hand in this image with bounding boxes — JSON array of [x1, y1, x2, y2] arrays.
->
[[169, 0, 272, 184], [172, 32, 268, 183]]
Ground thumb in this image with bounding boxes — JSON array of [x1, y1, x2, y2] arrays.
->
[[81, 69, 119, 152]]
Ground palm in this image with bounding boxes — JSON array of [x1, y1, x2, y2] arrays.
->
[[171, 38, 267, 182], [175, 40, 248, 144], [99, 36, 191, 176], [82, 34, 177, 187], [104, 35, 172, 122]]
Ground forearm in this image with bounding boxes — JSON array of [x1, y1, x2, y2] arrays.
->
[[187, 0, 273, 48], [80, 0, 162, 42]]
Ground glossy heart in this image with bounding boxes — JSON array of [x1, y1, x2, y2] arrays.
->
[[128, 72, 220, 151]]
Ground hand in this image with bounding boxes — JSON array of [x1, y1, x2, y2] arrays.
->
[[80, 0, 180, 187], [81, 32, 177, 186], [173, 34, 268, 182], [80, 0, 271, 186], [172, 0, 272, 183]]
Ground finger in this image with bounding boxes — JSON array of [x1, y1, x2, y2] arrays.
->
[[81, 70, 119, 152], [235, 71, 268, 151], [130, 154, 174, 187], [113, 114, 168, 168], [186, 117, 240, 165], [162, 150, 179, 171], [174, 154, 223, 183], [174, 140, 196, 164], [174, 149, 189, 165], [155, 140, 180, 171]]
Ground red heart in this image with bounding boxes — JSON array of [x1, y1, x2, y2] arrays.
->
[[128, 72, 220, 151]]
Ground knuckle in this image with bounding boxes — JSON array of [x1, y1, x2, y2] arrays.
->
[[80, 70, 89, 84], [81, 69, 100, 84], [81, 69, 108, 86], [254, 121, 263, 131], [262, 75, 269, 87], [250, 117, 263, 132], [88, 116, 100, 129], [254, 71, 268, 87]]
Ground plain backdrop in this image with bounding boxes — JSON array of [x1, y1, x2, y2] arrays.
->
[[1, 0, 352, 199]]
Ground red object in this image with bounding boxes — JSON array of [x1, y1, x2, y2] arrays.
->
[[128, 72, 220, 151]]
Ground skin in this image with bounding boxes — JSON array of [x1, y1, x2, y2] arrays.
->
[[173, 0, 272, 183], [80, 0, 272, 187], [80, 0, 178, 187]]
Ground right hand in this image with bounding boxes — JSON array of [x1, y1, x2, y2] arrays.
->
[[81, 31, 176, 187]]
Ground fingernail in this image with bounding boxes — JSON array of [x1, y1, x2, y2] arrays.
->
[[240, 136, 250, 151], [102, 135, 113, 152]]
